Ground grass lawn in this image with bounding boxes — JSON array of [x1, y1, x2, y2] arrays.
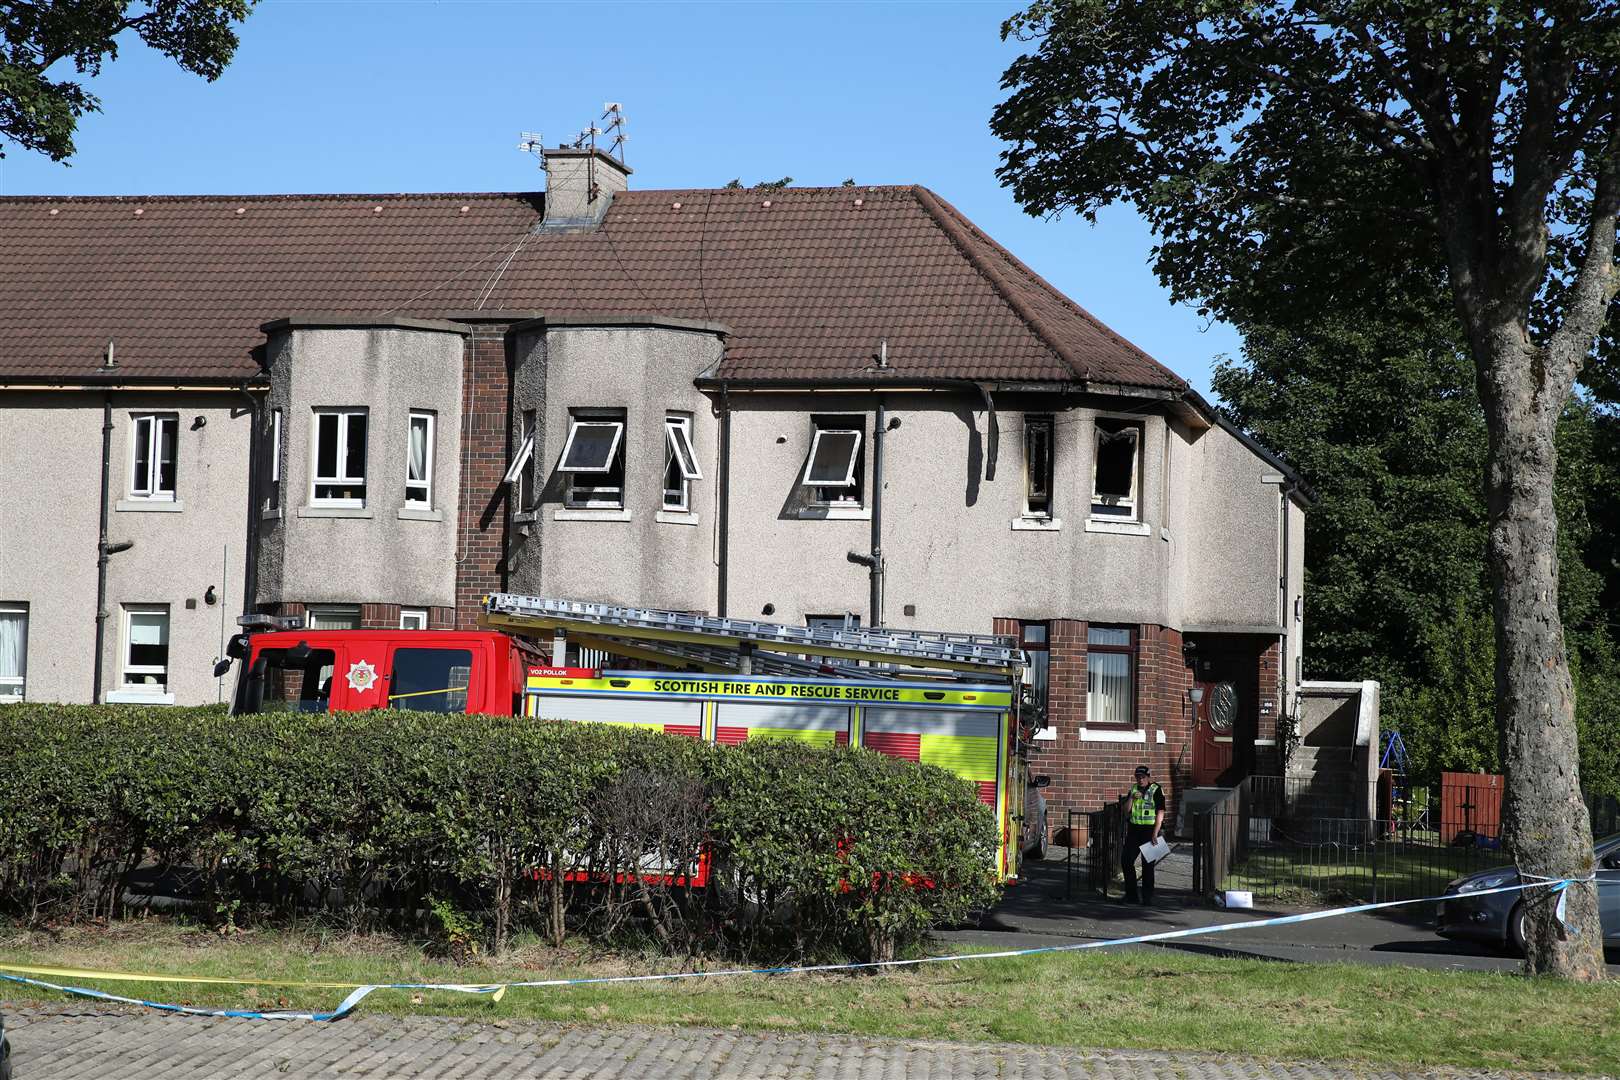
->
[[1222, 839, 1506, 903], [4, 922, 1620, 1073]]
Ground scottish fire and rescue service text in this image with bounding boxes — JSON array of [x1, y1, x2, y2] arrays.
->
[[651, 679, 903, 701]]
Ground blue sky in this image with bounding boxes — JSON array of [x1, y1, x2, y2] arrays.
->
[[2, 0, 1241, 397]]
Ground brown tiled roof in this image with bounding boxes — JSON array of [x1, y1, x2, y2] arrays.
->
[[0, 186, 1184, 390]]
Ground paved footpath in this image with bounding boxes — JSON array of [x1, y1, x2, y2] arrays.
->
[[4, 1006, 1581, 1079]]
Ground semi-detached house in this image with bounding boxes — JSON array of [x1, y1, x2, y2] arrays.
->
[[0, 147, 1317, 829]]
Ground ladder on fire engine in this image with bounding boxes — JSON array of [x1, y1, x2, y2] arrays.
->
[[480, 593, 1024, 678]]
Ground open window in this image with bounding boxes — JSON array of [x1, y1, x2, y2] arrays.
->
[[265, 409, 283, 512], [662, 413, 701, 511], [1092, 419, 1141, 519], [560, 410, 626, 509], [801, 417, 864, 505], [311, 408, 368, 506], [1023, 415, 1054, 518], [130, 413, 178, 501], [406, 411, 434, 507], [505, 410, 537, 512]]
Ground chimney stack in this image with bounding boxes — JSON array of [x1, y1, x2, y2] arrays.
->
[[542, 147, 631, 228]]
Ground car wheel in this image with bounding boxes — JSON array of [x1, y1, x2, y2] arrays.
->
[[1026, 810, 1050, 861], [1509, 902, 1529, 957]]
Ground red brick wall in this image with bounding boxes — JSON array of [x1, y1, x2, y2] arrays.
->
[[454, 326, 513, 628], [1003, 617, 1268, 844], [1254, 638, 1284, 776]]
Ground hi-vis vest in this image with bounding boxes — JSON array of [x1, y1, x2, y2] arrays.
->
[[1129, 783, 1161, 826]]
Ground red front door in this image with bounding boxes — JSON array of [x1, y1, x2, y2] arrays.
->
[[1191, 675, 1238, 786]]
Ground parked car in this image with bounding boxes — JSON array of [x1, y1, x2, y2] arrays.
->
[[1, 1006, 11, 1080], [1022, 774, 1051, 861], [1437, 832, 1620, 954]]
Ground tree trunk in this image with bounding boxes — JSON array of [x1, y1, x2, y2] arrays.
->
[[1480, 329, 1604, 980]]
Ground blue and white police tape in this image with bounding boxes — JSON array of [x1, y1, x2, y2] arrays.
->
[[0, 875, 1590, 1022]]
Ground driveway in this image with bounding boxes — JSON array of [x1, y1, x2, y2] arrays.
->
[[0, 1006, 1584, 1079], [942, 844, 1620, 974]]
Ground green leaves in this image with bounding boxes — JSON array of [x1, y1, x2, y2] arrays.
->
[[0, 704, 1000, 963], [1, 1, 255, 160]]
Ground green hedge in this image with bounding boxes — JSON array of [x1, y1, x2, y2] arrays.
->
[[0, 705, 1000, 961]]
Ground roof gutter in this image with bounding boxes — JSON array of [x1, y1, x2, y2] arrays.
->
[[694, 375, 1178, 395], [0, 377, 268, 392]]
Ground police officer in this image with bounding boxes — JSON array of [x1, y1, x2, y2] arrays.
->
[[1121, 765, 1166, 904]]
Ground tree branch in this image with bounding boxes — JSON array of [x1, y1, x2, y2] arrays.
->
[[1499, 30, 1579, 314], [1548, 121, 1620, 401], [1224, 12, 1433, 170]]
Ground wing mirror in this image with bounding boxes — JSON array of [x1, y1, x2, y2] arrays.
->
[[1031, 774, 1051, 789], [288, 641, 312, 662], [212, 658, 233, 678]]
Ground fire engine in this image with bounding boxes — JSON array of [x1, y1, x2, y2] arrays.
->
[[221, 594, 1048, 881]]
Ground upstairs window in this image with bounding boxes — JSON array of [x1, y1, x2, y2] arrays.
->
[[802, 417, 864, 505], [130, 414, 178, 500], [1092, 419, 1141, 519], [266, 409, 283, 512], [505, 410, 537, 512], [312, 408, 368, 506], [0, 603, 27, 702], [1023, 415, 1054, 518], [662, 413, 701, 511], [406, 411, 434, 507], [559, 410, 626, 509]]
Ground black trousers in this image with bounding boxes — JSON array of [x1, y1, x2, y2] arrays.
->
[[1121, 824, 1157, 900]]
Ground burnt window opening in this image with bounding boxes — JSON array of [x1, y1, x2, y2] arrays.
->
[[1023, 416, 1054, 518], [1092, 419, 1141, 519]]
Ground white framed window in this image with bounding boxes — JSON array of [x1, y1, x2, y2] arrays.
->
[[121, 605, 170, 692], [406, 411, 434, 507], [400, 608, 429, 631], [0, 603, 27, 702], [311, 408, 368, 506], [1092, 419, 1142, 519], [560, 410, 626, 509], [1024, 415, 1054, 518], [129, 413, 178, 500], [505, 410, 537, 512], [306, 604, 362, 631], [662, 413, 701, 511], [267, 408, 283, 512], [802, 417, 864, 505]]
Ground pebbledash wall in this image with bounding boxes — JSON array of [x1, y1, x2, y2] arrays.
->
[[0, 388, 252, 705], [237, 329, 1303, 833]]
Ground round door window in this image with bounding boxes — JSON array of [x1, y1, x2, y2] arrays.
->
[[1209, 682, 1238, 733]]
